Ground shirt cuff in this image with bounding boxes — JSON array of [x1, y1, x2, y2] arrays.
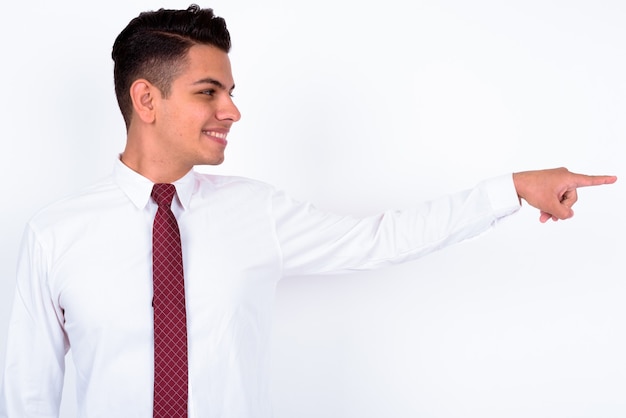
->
[[479, 173, 522, 219]]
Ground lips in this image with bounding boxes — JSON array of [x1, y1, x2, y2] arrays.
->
[[203, 130, 228, 146]]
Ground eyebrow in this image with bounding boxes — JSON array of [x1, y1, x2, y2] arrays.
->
[[192, 77, 235, 92]]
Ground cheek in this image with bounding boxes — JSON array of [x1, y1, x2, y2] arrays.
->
[[159, 99, 210, 137], [178, 105, 210, 129], [166, 112, 196, 138]]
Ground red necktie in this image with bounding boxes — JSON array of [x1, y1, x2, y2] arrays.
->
[[151, 183, 188, 417]]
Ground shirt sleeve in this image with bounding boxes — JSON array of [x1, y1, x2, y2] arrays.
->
[[1, 223, 69, 418], [272, 174, 521, 277]]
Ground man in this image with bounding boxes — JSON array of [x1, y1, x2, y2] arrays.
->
[[0, 5, 617, 418]]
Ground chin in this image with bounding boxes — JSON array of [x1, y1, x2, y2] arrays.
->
[[200, 155, 225, 166]]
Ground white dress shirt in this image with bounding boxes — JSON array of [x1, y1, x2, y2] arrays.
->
[[1, 159, 520, 418]]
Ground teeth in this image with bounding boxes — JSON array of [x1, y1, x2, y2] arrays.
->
[[204, 131, 227, 139]]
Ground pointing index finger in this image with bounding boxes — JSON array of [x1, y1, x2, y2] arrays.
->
[[573, 174, 618, 188]]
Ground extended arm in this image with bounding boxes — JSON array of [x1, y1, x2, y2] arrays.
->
[[273, 174, 521, 277]]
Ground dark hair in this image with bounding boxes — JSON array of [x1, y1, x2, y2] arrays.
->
[[112, 4, 231, 129]]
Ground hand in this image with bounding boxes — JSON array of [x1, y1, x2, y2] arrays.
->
[[512, 167, 617, 223]]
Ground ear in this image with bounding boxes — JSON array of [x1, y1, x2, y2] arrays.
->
[[129, 79, 157, 124]]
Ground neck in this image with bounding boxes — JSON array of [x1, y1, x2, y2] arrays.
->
[[121, 129, 192, 184], [120, 152, 191, 184]]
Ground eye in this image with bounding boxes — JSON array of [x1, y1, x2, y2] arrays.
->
[[201, 89, 216, 96]]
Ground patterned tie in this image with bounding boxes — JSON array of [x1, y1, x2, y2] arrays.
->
[[151, 183, 188, 418]]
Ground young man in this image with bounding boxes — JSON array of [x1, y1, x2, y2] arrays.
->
[[0, 5, 617, 418]]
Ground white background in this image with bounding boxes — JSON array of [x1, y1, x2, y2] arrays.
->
[[1, 0, 625, 417]]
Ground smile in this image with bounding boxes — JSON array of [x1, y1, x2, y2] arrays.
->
[[203, 130, 229, 146], [203, 131, 228, 139]]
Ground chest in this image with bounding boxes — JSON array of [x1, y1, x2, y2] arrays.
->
[[50, 201, 282, 338]]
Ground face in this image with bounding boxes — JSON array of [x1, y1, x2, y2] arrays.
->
[[153, 44, 241, 170]]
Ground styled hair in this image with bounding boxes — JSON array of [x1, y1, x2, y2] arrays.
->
[[112, 4, 231, 129]]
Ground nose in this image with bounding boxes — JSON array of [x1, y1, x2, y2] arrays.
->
[[216, 96, 241, 122]]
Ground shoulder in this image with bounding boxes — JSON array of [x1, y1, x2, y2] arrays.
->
[[28, 176, 122, 232], [188, 172, 284, 214], [192, 172, 276, 195]]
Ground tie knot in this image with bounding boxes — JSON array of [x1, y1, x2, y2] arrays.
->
[[152, 183, 176, 208]]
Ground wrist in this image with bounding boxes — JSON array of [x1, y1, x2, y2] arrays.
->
[[512, 172, 526, 205]]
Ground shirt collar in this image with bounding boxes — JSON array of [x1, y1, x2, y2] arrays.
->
[[113, 158, 195, 210]]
